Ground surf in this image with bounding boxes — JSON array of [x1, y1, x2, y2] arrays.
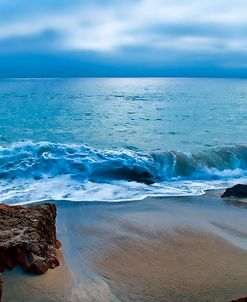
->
[[0, 141, 247, 204]]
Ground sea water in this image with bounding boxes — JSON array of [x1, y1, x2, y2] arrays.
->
[[0, 77, 247, 204]]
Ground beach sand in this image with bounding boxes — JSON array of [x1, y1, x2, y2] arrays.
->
[[93, 229, 247, 302], [2, 250, 73, 302], [2, 191, 247, 301]]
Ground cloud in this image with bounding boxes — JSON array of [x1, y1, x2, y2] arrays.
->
[[0, 0, 247, 76], [1, 0, 247, 53]]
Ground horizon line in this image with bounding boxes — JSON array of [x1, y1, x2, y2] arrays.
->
[[1, 75, 247, 80]]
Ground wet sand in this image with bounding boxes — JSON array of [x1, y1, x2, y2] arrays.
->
[[2, 250, 73, 302], [93, 229, 247, 302], [2, 191, 247, 301]]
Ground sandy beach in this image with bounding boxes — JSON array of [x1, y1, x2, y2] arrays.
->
[[2, 191, 247, 302], [1, 2, 247, 299]]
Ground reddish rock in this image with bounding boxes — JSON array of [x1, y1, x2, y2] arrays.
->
[[0, 203, 60, 275], [0, 273, 2, 302]]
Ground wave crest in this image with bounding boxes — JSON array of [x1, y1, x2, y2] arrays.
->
[[1, 141, 247, 204], [0, 141, 247, 182]]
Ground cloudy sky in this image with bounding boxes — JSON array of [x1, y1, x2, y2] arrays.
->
[[0, 0, 247, 77]]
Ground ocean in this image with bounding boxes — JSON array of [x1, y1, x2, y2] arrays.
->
[[0, 77, 247, 204]]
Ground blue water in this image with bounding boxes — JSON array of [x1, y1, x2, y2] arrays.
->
[[0, 78, 247, 204]]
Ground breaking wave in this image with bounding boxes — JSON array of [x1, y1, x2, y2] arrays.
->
[[0, 141, 247, 204]]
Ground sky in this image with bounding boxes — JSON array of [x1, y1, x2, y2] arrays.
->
[[0, 0, 247, 77]]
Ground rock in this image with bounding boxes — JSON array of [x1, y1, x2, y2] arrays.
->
[[0, 203, 60, 275], [221, 184, 247, 198], [229, 298, 247, 302], [117, 168, 155, 184], [0, 273, 2, 302]]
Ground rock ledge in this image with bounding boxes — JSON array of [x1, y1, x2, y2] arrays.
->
[[0, 203, 60, 301]]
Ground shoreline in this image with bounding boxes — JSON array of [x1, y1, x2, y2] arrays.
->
[[2, 191, 247, 301]]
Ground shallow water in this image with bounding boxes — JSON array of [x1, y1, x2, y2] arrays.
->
[[0, 78, 247, 203]]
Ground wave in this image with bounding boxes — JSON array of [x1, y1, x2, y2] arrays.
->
[[0, 141, 247, 204], [1, 141, 247, 181]]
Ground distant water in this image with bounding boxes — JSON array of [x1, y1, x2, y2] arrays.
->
[[0, 78, 247, 204]]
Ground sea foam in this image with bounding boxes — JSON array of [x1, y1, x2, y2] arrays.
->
[[0, 141, 247, 204]]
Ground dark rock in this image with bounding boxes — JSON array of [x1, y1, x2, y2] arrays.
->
[[229, 298, 247, 302], [139, 172, 155, 184], [0, 203, 60, 275], [0, 273, 2, 302], [112, 168, 155, 184], [91, 167, 156, 185], [221, 184, 247, 198]]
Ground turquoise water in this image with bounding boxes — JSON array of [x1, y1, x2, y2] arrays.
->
[[0, 78, 247, 204]]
